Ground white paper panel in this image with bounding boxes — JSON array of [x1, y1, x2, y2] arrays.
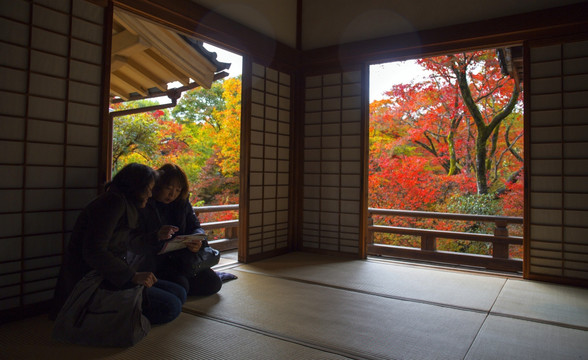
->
[[27, 119, 64, 143], [25, 189, 63, 211], [247, 63, 291, 255], [0, 116, 25, 140], [529, 39, 588, 281]]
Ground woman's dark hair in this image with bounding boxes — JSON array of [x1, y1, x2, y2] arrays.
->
[[106, 163, 157, 204], [153, 164, 190, 202]]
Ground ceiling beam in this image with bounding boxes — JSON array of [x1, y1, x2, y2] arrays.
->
[[111, 71, 149, 96], [144, 48, 190, 85], [110, 54, 128, 72], [111, 29, 148, 56], [110, 83, 130, 100], [124, 58, 168, 91]]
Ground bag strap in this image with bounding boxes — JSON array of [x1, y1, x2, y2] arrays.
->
[[142, 286, 150, 309], [73, 272, 104, 328]]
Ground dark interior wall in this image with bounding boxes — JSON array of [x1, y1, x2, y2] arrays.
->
[[0, 0, 108, 319]]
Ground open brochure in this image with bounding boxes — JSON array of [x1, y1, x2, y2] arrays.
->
[[158, 233, 207, 255]]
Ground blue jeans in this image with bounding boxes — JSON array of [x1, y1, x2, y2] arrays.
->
[[159, 268, 222, 296], [142, 279, 187, 325]]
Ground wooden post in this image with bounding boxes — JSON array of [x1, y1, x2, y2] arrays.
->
[[494, 220, 509, 237], [493, 220, 509, 259], [421, 234, 437, 252], [367, 215, 374, 245], [225, 226, 238, 240]]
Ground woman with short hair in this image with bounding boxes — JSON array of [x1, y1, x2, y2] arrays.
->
[[130, 163, 223, 296]]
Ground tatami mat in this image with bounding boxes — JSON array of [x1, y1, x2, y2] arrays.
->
[[2, 251, 587, 359], [465, 315, 588, 360], [491, 278, 588, 329], [234, 251, 507, 311], [184, 270, 487, 360], [0, 312, 351, 360]]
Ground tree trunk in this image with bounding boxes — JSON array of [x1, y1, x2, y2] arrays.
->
[[475, 132, 489, 194], [453, 58, 520, 195], [447, 131, 459, 175]]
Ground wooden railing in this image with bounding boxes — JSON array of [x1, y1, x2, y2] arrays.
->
[[194, 204, 239, 251], [367, 208, 523, 273], [193, 204, 523, 272]]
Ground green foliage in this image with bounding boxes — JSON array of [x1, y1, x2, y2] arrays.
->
[[213, 77, 241, 177], [437, 239, 491, 256], [111, 100, 164, 172], [447, 193, 499, 216], [446, 193, 498, 234], [437, 193, 498, 255], [112, 77, 241, 214], [172, 81, 226, 130]]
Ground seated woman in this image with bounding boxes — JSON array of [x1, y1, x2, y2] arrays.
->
[[131, 163, 222, 296], [50, 163, 186, 325]]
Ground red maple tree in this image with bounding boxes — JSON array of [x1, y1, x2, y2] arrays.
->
[[369, 49, 524, 255]]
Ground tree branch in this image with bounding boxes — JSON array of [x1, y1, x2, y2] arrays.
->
[[487, 84, 520, 134]]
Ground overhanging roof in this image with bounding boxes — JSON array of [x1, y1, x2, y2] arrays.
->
[[111, 9, 230, 101]]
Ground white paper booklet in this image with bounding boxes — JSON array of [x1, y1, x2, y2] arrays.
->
[[158, 233, 207, 254]]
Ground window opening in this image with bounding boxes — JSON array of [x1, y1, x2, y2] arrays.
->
[[368, 47, 524, 273], [109, 9, 242, 251]]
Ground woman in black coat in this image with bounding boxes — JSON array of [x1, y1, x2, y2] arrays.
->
[[51, 163, 187, 325], [131, 163, 222, 296]]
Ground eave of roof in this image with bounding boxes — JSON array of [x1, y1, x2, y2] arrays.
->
[[111, 9, 231, 102]]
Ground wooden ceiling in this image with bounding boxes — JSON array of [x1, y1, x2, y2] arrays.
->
[[189, 0, 586, 50], [110, 9, 230, 102]]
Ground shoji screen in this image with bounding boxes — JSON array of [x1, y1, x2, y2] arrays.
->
[[527, 38, 588, 282], [302, 70, 363, 254], [0, 0, 104, 314], [244, 62, 292, 258]]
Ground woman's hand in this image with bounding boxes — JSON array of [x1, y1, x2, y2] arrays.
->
[[185, 239, 202, 253], [157, 225, 179, 240], [132, 272, 158, 288]]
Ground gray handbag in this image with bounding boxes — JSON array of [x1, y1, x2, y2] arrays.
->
[[52, 271, 151, 347]]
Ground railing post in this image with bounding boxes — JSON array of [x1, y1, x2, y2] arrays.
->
[[493, 220, 509, 259], [367, 214, 374, 245], [421, 235, 437, 252], [494, 220, 509, 237], [225, 226, 237, 239]]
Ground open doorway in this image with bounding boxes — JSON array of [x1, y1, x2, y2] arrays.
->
[[367, 47, 524, 273], [108, 8, 243, 264]]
